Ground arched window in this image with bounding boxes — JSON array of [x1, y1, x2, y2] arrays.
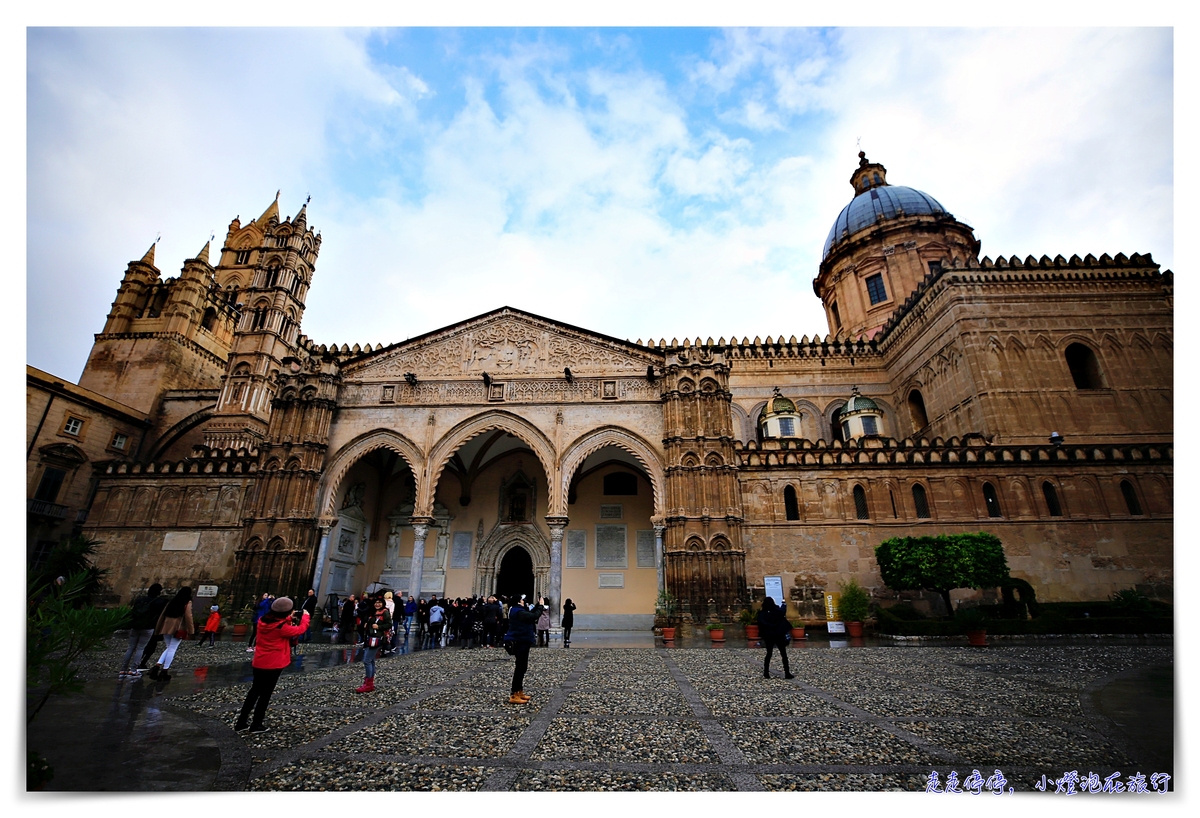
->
[[1120, 480, 1143, 516], [1065, 343, 1104, 389], [1042, 481, 1063, 516], [830, 407, 845, 443], [603, 472, 638, 496], [266, 265, 281, 288], [908, 389, 929, 432], [200, 307, 217, 332], [783, 485, 800, 521], [982, 482, 1002, 518], [852, 485, 869, 520], [912, 484, 931, 518], [889, 490, 897, 518]]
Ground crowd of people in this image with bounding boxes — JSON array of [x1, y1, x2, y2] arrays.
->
[[117, 582, 576, 732]]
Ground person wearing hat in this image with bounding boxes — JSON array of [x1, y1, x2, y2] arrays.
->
[[356, 596, 392, 693], [235, 596, 310, 733], [200, 604, 221, 647]]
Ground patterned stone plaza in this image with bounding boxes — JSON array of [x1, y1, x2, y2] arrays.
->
[[35, 637, 1173, 792]]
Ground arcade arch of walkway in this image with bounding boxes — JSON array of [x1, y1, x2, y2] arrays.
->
[[309, 412, 668, 627]]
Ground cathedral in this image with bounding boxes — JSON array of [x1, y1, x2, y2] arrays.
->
[[26, 152, 1173, 628]]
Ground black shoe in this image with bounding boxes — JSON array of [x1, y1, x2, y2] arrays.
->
[[248, 725, 269, 734], [764, 671, 771, 679], [159, 669, 171, 682], [148, 665, 161, 679], [234, 722, 249, 732], [784, 672, 795, 680]]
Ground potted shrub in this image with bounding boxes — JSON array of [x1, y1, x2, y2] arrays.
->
[[739, 606, 759, 640], [706, 622, 726, 642], [656, 591, 678, 640], [838, 579, 871, 638], [957, 606, 988, 646], [791, 623, 806, 641]]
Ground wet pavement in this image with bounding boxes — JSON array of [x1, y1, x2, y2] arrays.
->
[[27, 631, 1173, 792]]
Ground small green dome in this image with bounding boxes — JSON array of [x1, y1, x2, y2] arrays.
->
[[844, 387, 879, 413], [771, 394, 797, 414]]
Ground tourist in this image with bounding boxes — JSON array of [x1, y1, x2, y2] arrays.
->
[[561, 598, 576, 648], [201, 604, 221, 647], [235, 597, 310, 733], [504, 596, 543, 704], [247, 592, 272, 652], [483, 595, 502, 647], [429, 598, 445, 647], [118, 583, 163, 678], [148, 587, 194, 682], [338, 594, 357, 644], [403, 595, 416, 640], [415, 597, 429, 646], [300, 589, 318, 644], [357, 597, 392, 693], [355, 594, 372, 645], [382, 591, 396, 653], [757, 597, 794, 680], [536, 601, 551, 647]]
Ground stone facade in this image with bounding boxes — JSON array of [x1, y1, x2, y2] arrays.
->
[[28, 153, 1169, 623]]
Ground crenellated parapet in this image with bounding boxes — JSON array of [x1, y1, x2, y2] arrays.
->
[[733, 434, 1172, 470], [103, 446, 260, 476]]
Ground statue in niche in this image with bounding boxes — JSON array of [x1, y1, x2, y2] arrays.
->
[[499, 469, 535, 523], [341, 482, 366, 510], [436, 530, 449, 570], [385, 526, 401, 570]]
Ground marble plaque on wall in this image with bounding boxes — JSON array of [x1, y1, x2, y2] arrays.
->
[[595, 524, 627, 568], [636, 530, 655, 568], [162, 532, 200, 551], [598, 573, 624, 588], [566, 530, 586, 568], [599, 504, 623, 519], [451, 532, 472, 568]]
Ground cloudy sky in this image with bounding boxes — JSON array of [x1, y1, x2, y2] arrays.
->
[[27, 26, 1173, 381]]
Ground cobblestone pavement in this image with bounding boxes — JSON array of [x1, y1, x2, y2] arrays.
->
[[134, 642, 1170, 792]]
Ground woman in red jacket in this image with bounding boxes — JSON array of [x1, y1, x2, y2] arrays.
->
[[235, 596, 309, 734]]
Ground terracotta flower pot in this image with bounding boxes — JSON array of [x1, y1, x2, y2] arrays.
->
[[661, 627, 676, 640], [744, 624, 760, 639], [232, 623, 249, 640], [967, 629, 988, 647], [709, 629, 725, 642], [791, 626, 806, 641], [846, 621, 864, 638]]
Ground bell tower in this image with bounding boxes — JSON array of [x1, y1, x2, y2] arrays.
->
[[201, 194, 322, 452]]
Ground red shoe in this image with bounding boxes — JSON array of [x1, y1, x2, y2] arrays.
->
[[355, 677, 375, 694]]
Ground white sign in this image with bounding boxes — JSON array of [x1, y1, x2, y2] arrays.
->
[[764, 576, 784, 607], [196, 585, 219, 597], [162, 532, 200, 551], [827, 621, 846, 634]]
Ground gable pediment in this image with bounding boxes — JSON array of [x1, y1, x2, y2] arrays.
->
[[343, 308, 661, 381]]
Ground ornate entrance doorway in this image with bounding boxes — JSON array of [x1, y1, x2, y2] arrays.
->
[[495, 545, 535, 600]]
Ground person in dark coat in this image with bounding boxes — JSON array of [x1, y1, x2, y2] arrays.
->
[[300, 589, 319, 643], [119, 583, 163, 678], [483, 596, 501, 647], [338, 595, 357, 644], [757, 596, 794, 679], [504, 596, 544, 704], [561, 598, 576, 648], [134, 586, 171, 670]]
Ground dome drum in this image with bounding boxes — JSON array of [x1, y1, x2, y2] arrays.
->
[[758, 388, 803, 440], [838, 386, 884, 440]]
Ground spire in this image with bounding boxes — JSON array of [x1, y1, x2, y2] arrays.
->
[[195, 240, 211, 265], [139, 242, 157, 266], [294, 196, 308, 228], [258, 190, 280, 224]]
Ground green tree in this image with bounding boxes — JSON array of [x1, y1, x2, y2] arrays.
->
[[27, 565, 130, 724], [874, 533, 1010, 618]]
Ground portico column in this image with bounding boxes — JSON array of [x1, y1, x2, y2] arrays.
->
[[409, 517, 434, 599], [546, 516, 568, 627], [310, 519, 335, 599], [653, 519, 667, 594]]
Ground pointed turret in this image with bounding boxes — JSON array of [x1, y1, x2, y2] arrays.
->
[[293, 200, 307, 229], [195, 240, 211, 266], [257, 191, 280, 225], [139, 242, 157, 267]]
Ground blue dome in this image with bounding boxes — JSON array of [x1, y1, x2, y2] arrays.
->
[[822, 185, 948, 260]]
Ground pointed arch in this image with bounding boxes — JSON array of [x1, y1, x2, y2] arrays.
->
[[317, 429, 425, 519], [559, 425, 666, 518], [425, 411, 557, 517]]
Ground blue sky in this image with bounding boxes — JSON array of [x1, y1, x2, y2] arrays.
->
[[26, 26, 1174, 381]]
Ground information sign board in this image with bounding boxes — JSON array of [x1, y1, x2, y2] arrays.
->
[[764, 576, 784, 607]]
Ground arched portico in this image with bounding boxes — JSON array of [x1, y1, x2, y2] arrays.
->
[[558, 426, 666, 519], [423, 410, 557, 516]]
